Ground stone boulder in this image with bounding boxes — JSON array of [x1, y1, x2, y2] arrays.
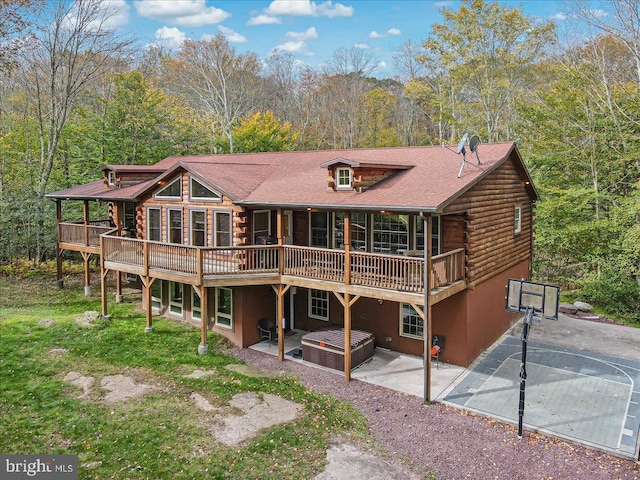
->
[[558, 302, 577, 314], [573, 301, 594, 312]]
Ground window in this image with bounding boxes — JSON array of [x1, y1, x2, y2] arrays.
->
[[310, 212, 329, 247], [415, 215, 440, 256], [169, 282, 183, 316], [155, 178, 181, 198], [309, 289, 329, 320], [214, 211, 232, 246], [215, 287, 233, 329], [373, 213, 408, 254], [151, 281, 162, 312], [253, 210, 271, 244], [190, 177, 220, 200], [190, 210, 206, 246], [514, 206, 522, 235], [124, 203, 137, 233], [168, 209, 183, 244], [191, 288, 201, 321], [147, 207, 161, 242], [400, 303, 423, 339], [107, 170, 116, 186], [333, 212, 367, 250], [336, 167, 352, 190]]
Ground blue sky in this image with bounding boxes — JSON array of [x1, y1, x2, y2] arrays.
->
[[105, 1, 570, 77]]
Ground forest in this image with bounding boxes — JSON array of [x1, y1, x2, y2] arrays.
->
[[0, 0, 638, 323]]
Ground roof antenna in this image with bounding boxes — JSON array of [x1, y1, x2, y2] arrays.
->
[[469, 135, 482, 166], [456, 133, 468, 178]]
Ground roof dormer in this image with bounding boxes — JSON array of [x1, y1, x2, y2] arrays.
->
[[320, 157, 414, 192]]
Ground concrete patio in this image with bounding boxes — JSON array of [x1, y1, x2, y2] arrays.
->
[[249, 330, 466, 401]]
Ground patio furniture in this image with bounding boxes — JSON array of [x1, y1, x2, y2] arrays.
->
[[431, 335, 445, 369], [257, 318, 277, 347]]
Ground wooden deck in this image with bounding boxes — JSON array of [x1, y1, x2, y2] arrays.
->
[[60, 224, 467, 303]]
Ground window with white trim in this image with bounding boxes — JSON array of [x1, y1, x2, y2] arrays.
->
[[190, 177, 221, 201], [514, 205, 522, 235], [336, 167, 352, 190], [107, 170, 116, 186], [190, 209, 206, 246], [155, 178, 181, 199], [169, 282, 183, 316], [168, 208, 183, 244], [400, 303, 423, 339], [309, 289, 329, 320], [191, 287, 201, 321], [215, 287, 233, 329], [214, 211, 232, 246], [147, 207, 161, 241]]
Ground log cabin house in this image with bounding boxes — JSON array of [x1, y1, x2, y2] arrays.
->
[[47, 142, 537, 399]]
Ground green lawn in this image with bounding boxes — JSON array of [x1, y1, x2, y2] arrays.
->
[[0, 274, 369, 479]]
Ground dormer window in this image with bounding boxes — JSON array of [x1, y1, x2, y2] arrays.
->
[[155, 178, 181, 199], [336, 167, 352, 190], [107, 170, 116, 186]]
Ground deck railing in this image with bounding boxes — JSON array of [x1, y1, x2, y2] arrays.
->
[[59, 220, 114, 247], [100, 232, 465, 293]]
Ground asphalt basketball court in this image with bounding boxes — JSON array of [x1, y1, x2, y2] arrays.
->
[[444, 320, 640, 459]]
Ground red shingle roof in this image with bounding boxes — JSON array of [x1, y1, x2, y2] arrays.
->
[[47, 142, 536, 211]]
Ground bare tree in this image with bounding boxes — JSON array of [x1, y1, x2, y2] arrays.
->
[[0, 0, 43, 72], [168, 35, 262, 153], [392, 39, 426, 81], [17, 0, 135, 260]]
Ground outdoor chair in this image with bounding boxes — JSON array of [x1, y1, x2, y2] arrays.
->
[[431, 335, 445, 369], [257, 318, 277, 347]]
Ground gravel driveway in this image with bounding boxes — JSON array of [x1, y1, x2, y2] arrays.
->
[[232, 348, 640, 480]]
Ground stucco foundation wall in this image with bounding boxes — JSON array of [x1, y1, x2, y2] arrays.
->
[[463, 261, 530, 366]]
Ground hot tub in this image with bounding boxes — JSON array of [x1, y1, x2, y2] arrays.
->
[[301, 329, 374, 371]]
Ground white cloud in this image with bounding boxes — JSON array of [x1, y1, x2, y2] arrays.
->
[[285, 26, 318, 40], [66, 0, 130, 32], [153, 26, 186, 50], [218, 25, 248, 43], [552, 12, 567, 21], [264, 0, 353, 18], [370, 28, 401, 39], [354, 42, 369, 49], [271, 41, 314, 56], [247, 14, 281, 25], [377, 61, 387, 68], [434, 1, 452, 7], [134, 0, 230, 26], [590, 8, 608, 18]]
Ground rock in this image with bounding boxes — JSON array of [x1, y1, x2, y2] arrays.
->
[[558, 302, 577, 314], [190, 392, 217, 412], [49, 348, 68, 355], [64, 371, 95, 399], [100, 375, 156, 403], [573, 301, 594, 312], [75, 311, 100, 328], [224, 363, 285, 379], [183, 369, 216, 379], [38, 318, 55, 327]]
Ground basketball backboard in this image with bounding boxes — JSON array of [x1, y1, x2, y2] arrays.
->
[[505, 278, 560, 320]]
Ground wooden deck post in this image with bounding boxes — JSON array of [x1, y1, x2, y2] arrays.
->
[[198, 286, 208, 355], [100, 236, 108, 318], [277, 284, 285, 361], [344, 292, 352, 381], [83, 200, 91, 296], [55, 200, 63, 289], [144, 278, 154, 333], [423, 214, 433, 404]]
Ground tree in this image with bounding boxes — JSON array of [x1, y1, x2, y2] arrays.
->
[[422, 0, 556, 142], [0, 0, 42, 72], [231, 111, 299, 153], [359, 88, 401, 147], [17, 0, 134, 261], [168, 35, 262, 153]]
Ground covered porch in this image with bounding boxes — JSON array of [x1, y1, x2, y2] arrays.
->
[[250, 331, 466, 401]]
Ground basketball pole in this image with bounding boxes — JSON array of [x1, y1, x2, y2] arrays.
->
[[518, 305, 535, 438]]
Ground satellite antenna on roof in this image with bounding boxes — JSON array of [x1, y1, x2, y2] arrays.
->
[[469, 135, 482, 166], [455, 133, 468, 178]]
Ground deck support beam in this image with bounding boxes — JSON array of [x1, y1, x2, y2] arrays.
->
[[272, 284, 291, 361], [197, 286, 208, 355], [55, 200, 64, 289], [422, 213, 433, 404]]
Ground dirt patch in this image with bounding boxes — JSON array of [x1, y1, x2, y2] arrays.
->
[[209, 392, 303, 446], [64, 371, 95, 399], [315, 443, 426, 480], [100, 374, 157, 403], [224, 363, 285, 379], [183, 369, 217, 379], [39, 318, 55, 327], [49, 347, 68, 355]]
